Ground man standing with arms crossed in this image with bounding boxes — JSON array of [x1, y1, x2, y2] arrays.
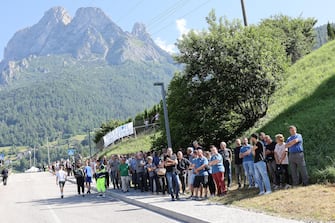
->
[[234, 139, 245, 189], [164, 148, 180, 201], [285, 126, 309, 186]]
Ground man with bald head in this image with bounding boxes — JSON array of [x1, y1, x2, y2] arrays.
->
[[285, 126, 309, 186]]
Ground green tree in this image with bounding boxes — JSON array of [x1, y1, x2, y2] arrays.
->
[[155, 11, 288, 149], [260, 15, 317, 63], [327, 22, 335, 41]]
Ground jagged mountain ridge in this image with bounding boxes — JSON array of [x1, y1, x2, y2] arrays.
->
[[0, 6, 173, 84]]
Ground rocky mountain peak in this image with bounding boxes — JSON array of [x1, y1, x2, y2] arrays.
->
[[0, 7, 173, 84], [41, 6, 71, 25], [73, 7, 112, 27]]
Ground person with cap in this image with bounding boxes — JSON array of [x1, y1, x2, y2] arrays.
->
[[96, 160, 108, 197], [251, 133, 272, 195], [285, 125, 309, 186]]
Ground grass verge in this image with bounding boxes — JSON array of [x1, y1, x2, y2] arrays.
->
[[212, 184, 335, 222]]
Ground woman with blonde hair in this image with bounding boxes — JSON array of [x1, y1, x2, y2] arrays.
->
[[274, 134, 291, 189]]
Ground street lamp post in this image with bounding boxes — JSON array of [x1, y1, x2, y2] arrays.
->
[[154, 82, 172, 149], [240, 0, 248, 26]]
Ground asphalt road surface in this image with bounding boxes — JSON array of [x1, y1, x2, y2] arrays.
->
[[0, 172, 179, 223]]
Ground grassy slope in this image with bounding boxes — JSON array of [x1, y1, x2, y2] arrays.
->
[[98, 132, 159, 157], [251, 40, 335, 181]]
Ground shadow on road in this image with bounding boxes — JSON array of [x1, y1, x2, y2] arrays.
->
[[17, 193, 120, 207]]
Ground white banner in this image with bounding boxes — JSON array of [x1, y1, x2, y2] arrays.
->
[[103, 122, 134, 147]]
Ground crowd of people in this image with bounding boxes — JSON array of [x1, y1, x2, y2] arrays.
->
[[53, 125, 309, 201]]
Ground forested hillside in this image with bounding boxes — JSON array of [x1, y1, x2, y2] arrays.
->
[[0, 55, 176, 146]]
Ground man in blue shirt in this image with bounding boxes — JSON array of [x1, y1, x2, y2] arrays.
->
[[84, 160, 93, 194], [285, 125, 309, 186], [239, 137, 255, 188], [192, 149, 208, 200]]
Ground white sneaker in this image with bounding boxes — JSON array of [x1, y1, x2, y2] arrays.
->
[[258, 191, 265, 196], [264, 191, 272, 195]]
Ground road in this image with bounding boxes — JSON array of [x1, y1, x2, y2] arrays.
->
[[0, 172, 179, 223]]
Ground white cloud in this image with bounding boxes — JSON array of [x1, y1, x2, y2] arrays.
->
[[176, 18, 189, 39], [154, 18, 189, 54], [154, 37, 176, 54]]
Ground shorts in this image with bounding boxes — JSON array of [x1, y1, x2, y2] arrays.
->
[[190, 173, 195, 185], [193, 175, 208, 188], [85, 176, 92, 183], [59, 181, 65, 188]]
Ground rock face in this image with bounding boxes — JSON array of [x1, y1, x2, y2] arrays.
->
[[0, 6, 173, 84]]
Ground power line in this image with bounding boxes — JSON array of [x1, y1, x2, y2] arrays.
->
[[116, 0, 145, 23], [146, 0, 190, 29], [150, 0, 211, 36]]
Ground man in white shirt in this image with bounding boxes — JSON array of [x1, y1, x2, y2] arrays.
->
[[56, 165, 67, 199]]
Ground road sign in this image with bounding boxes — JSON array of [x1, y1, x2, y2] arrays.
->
[[68, 149, 75, 156]]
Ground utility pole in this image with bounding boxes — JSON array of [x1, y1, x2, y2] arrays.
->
[[29, 150, 32, 168], [88, 129, 92, 157], [154, 82, 172, 149], [47, 137, 50, 165], [240, 0, 248, 26], [33, 146, 36, 167]]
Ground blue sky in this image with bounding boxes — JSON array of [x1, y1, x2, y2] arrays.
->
[[0, 0, 334, 59]]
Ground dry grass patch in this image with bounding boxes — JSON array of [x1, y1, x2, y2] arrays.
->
[[212, 184, 335, 222]]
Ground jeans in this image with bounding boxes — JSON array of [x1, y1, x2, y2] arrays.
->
[[235, 164, 246, 187], [178, 172, 187, 193], [148, 175, 158, 193], [110, 170, 119, 189], [136, 172, 147, 191], [243, 161, 255, 186], [289, 152, 309, 186], [254, 161, 272, 193], [223, 161, 232, 187], [157, 175, 166, 194], [166, 172, 180, 198]]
